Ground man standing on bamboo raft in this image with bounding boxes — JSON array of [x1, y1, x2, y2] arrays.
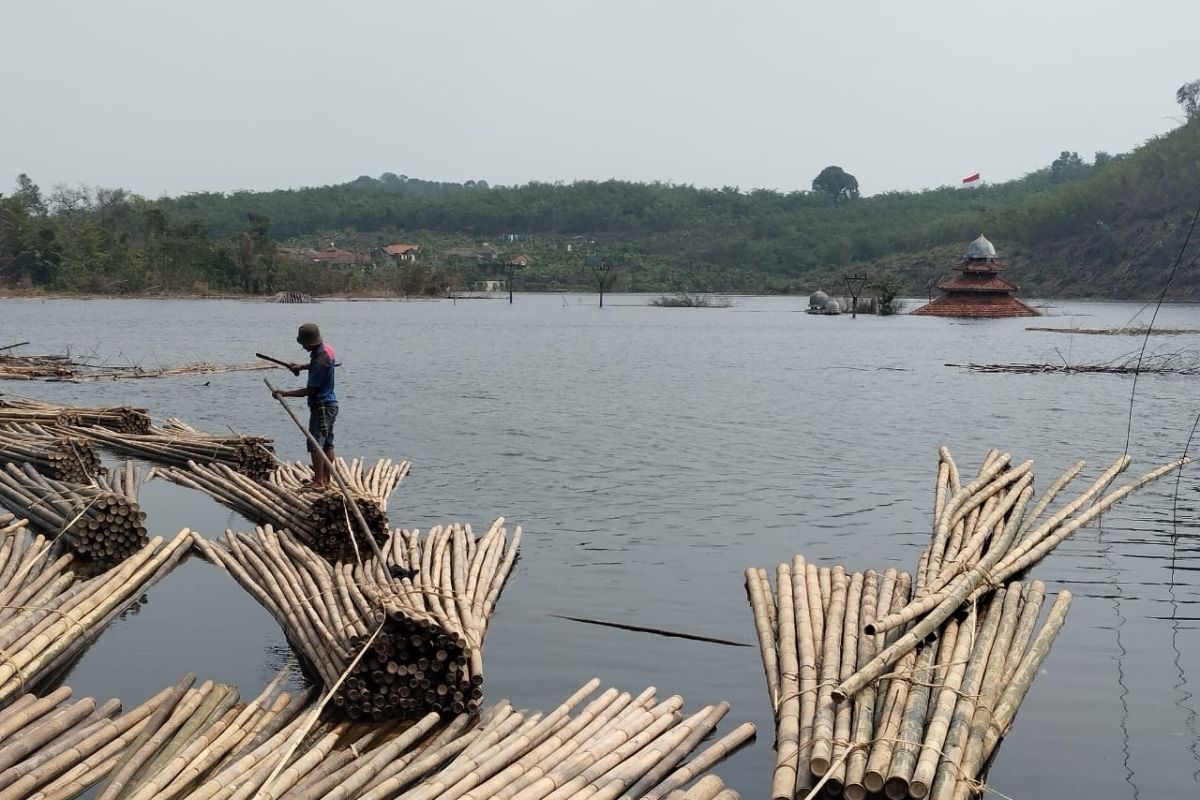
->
[[272, 322, 338, 490]]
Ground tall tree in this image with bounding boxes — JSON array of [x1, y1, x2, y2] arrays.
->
[[1177, 79, 1200, 120], [14, 174, 46, 214], [1050, 151, 1086, 182], [812, 166, 860, 205], [236, 212, 276, 293], [0, 195, 61, 286]]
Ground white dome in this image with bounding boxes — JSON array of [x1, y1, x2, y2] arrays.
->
[[824, 298, 841, 313], [809, 290, 830, 307], [965, 235, 997, 260]]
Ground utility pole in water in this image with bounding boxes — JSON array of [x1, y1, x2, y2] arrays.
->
[[586, 253, 616, 308], [506, 259, 517, 304], [845, 273, 867, 318]]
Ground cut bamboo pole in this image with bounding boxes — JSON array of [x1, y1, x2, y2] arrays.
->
[[808, 567, 847, 777], [745, 568, 779, 715], [745, 446, 1181, 800], [195, 520, 519, 720]]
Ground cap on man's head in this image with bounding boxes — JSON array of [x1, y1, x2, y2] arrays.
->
[[297, 323, 322, 346]]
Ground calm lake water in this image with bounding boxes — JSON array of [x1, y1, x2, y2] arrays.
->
[[3, 293, 1200, 799]]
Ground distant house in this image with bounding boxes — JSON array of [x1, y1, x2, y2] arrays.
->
[[379, 243, 420, 263], [475, 278, 506, 292], [507, 254, 530, 267], [308, 247, 368, 268], [564, 235, 595, 253], [276, 246, 309, 263]]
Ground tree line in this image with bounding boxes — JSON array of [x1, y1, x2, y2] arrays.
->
[[3, 92, 1198, 297]]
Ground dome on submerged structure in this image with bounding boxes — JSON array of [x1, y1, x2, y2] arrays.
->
[[964, 234, 997, 261], [824, 298, 841, 314], [912, 233, 1037, 318], [809, 290, 830, 309]]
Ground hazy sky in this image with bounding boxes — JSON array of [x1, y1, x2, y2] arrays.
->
[[3, 0, 1197, 199]]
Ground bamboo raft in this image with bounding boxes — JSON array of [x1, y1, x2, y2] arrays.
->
[[0, 353, 273, 382], [0, 526, 192, 709], [0, 461, 149, 566], [0, 423, 104, 483], [0, 397, 152, 434], [747, 447, 1186, 800], [192, 518, 519, 720], [152, 458, 409, 557], [62, 418, 276, 480], [0, 674, 750, 800], [0, 352, 74, 380], [64, 361, 274, 382]]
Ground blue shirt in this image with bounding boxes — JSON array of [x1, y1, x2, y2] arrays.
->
[[307, 343, 337, 407]]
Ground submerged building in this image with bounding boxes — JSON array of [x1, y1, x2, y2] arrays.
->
[[807, 290, 841, 315], [912, 235, 1038, 318]]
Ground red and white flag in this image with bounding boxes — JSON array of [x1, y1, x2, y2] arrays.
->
[[961, 172, 981, 184]]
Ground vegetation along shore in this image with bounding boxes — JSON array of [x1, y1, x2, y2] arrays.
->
[[2, 98, 1198, 303]]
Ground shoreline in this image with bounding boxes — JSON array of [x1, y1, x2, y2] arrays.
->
[[3, 290, 1200, 304]]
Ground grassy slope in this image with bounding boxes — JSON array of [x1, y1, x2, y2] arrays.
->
[[169, 119, 1200, 299]]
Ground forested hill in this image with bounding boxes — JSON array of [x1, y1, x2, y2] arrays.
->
[[3, 119, 1199, 298]]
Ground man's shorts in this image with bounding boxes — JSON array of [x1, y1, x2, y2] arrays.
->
[[307, 403, 338, 452]]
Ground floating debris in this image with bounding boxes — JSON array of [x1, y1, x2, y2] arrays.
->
[[947, 352, 1200, 375], [747, 447, 1185, 800], [1026, 325, 1200, 336], [271, 291, 319, 303]]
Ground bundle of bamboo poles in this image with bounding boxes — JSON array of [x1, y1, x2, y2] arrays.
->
[[0, 397, 152, 434], [76, 675, 750, 800], [0, 423, 104, 483], [0, 527, 192, 709], [192, 518, 519, 721], [747, 447, 1186, 800], [0, 356, 272, 383], [0, 462, 148, 566], [61, 419, 277, 480], [270, 458, 409, 510], [153, 457, 409, 557], [0, 355, 74, 380]]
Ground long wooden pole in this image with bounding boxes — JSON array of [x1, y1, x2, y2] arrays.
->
[[263, 379, 393, 584]]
